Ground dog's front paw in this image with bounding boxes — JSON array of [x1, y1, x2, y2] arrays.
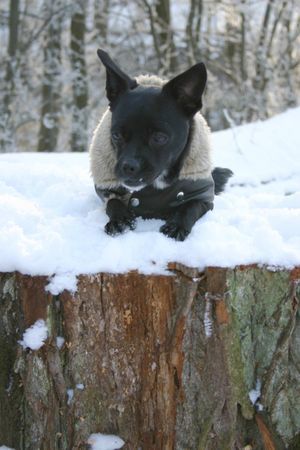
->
[[160, 221, 190, 241], [105, 216, 136, 236]]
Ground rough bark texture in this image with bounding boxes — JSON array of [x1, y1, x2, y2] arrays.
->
[[0, 265, 299, 450]]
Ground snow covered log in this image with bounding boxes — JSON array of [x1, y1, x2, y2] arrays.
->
[[1, 265, 300, 450]]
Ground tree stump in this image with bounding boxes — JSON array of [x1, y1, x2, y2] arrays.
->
[[0, 265, 300, 450]]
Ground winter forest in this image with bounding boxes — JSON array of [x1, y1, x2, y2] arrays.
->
[[0, 0, 299, 154]]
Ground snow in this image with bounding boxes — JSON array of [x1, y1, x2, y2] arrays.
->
[[19, 319, 48, 350], [56, 336, 65, 349], [249, 379, 264, 411], [46, 273, 77, 295], [0, 107, 300, 293], [0, 446, 15, 450], [249, 379, 261, 404], [88, 433, 125, 450], [67, 388, 74, 405]]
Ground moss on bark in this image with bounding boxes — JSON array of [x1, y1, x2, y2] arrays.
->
[[0, 266, 299, 449]]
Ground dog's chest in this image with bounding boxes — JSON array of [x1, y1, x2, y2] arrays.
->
[[126, 178, 215, 219]]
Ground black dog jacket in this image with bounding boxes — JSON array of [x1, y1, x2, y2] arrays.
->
[[95, 177, 214, 220]]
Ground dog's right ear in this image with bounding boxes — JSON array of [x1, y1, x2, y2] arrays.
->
[[97, 49, 137, 107]]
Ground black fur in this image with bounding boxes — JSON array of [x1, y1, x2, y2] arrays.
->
[[95, 50, 232, 241]]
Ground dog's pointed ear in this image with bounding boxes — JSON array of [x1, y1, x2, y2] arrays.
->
[[162, 63, 207, 116], [97, 49, 137, 106]]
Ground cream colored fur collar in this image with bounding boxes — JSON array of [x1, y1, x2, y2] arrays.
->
[[89, 75, 212, 189]]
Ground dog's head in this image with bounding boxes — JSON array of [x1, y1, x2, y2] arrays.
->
[[97, 49, 207, 190]]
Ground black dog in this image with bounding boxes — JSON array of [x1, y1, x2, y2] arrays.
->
[[90, 49, 232, 241]]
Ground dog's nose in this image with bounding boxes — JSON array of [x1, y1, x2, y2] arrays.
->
[[122, 159, 141, 176]]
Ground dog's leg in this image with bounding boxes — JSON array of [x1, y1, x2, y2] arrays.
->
[[160, 200, 213, 241], [105, 198, 136, 236]]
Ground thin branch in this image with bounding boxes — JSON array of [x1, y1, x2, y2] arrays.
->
[[20, 3, 73, 53], [266, 0, 288, 59], [207, 61, 240, 85], [139, 0, 162, 68], [185, 0, 197, 65]]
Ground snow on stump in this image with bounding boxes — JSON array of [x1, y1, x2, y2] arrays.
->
[[0, 265, 300, 450]]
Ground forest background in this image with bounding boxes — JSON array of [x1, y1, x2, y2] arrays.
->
[[0, 0, 299, 154]]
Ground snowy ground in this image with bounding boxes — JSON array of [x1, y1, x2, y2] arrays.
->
[[0, 107, 299, 294]]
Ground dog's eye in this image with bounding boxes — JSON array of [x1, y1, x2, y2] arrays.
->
[[150, 131, 169, 146], [111, 131, 123, 142]]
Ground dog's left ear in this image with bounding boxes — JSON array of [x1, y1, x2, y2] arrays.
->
[[162, 63, 207, 116], [97, 49, 137, 107]]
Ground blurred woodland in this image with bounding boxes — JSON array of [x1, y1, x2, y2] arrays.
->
[[0, 0, 299, 153]]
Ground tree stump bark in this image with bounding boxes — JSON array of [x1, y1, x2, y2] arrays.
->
[[0, 265, 299, 450]]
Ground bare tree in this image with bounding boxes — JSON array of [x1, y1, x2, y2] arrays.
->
[[0, 0, 20, 151], [70, 1, 88, 152], [141, 0, 177, 74], [240, 0, 247, 81], [249, 0, 297, 119], [185, 0, 203, 65], [37, 1, 63, 152], [254, 0, 275, 91], [94, 0, 110, 44], [1, 0, 299, 151]]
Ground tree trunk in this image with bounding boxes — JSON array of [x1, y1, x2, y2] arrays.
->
[[142, 0, 177, 75], [185, 0, 203, 66], [70, 3, 88, 153], [240, 0, 247, 82], [94, 0, 110, 44], [0, 0, 20, 152], [155, 0, 177, 73], [37, 1, 63, 152], [0, 265, 300, 450]]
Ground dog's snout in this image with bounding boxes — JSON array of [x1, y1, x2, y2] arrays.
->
[[122, 159, 141, 176]]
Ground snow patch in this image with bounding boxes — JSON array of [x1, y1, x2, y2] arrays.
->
[[0, 108, 300, 293], [19, 319, 48, 350], [46, 273, 77, 295], [88, 433, 125, 450], [249, 379, 264, 411], [0, 446, 15, 450], [67, 389, 74, 405], [56, 336, 65, 349]]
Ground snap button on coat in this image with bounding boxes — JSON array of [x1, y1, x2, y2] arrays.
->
[[130, 198, 140, 207]]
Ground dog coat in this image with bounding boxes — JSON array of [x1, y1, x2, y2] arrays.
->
[[89, 75, 215, 218]]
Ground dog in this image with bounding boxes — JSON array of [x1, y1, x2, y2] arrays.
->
[[90, 49, 232, 241]]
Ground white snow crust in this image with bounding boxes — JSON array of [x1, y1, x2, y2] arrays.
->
[[19, 319, 48, 350], [0, 107, 300, 293], [67, 388, 74, 405], [249, 379, 261, 405], [88, 433, 125, 450], [56, 336, 65, 349], [249, 379, 264, 411]]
